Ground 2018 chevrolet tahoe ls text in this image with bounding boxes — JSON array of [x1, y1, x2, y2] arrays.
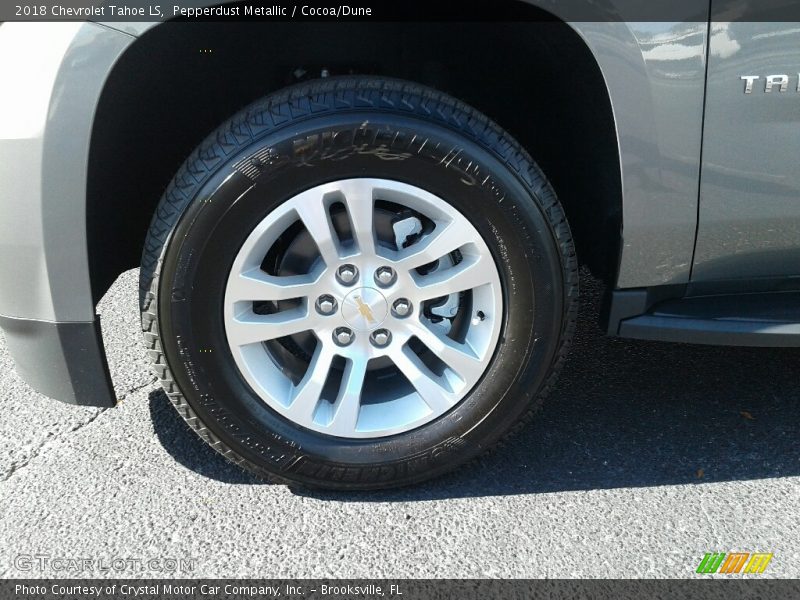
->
[[1, 1, 798, 489]]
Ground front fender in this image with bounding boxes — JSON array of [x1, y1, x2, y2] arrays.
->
[[0, 22, 134, 406]]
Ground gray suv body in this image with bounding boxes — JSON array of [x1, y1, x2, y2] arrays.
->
[[1, 1, 798, 488]]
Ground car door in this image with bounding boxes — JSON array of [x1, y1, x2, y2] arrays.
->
[[692, 2, 800, 284]]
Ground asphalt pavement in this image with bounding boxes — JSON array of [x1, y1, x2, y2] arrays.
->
[[1, 268, 799, 578]]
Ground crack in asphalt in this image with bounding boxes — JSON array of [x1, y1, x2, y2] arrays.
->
[[0, 377, 158, 484]]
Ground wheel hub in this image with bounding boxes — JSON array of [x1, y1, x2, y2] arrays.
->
[[341, 287, 388, 331]]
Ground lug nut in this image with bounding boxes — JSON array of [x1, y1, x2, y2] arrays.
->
[[370, 329, 392, 348], [392, 298, 412, 318], [315, 294, 338, 315], [336, 264, 358, 286], [333, 327, 354, 346], [374, 266, 396, 287]]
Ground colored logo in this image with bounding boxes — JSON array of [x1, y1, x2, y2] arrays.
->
[[696, 552, 773, 574], [342, 287, 388, 331], [353, 295, 376, 324]]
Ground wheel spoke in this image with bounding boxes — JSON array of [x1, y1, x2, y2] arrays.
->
[[339, 180, 376, 256], [407, 321, 480, 380], [389, 347, 456, 413], [286, 344, 335, 421], [228, 270, 319, 303], [226, 307, 315, 346], [294, 199, 340, 266], [394, 221, 464, 271], [413, 254, 496, 300], [327, 357, 368, 436]]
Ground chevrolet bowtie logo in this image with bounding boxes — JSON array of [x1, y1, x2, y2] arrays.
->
[[354, 295, 376, 324]]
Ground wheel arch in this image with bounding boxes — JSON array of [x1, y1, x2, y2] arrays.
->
[[86, 8, 627, 304]]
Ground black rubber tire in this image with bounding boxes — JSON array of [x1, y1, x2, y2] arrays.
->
[[139, 76, 578, 490]]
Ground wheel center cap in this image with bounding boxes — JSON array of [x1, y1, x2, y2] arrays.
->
[[341, 287, 388, 331]]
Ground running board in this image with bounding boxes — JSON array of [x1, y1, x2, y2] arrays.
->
[[610, 290, 800, 347]]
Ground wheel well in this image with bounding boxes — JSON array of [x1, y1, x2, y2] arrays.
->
[[87, 18, 621, 303]]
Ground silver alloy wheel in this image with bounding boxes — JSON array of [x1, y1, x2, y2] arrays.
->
[[223, 178, 503, 438]]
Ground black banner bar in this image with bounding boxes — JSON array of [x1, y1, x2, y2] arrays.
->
[[3, 0, 800, 23], [3, 579, 800, 600]]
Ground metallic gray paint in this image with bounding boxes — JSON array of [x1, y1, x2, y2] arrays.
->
[[0, 22, 131, 404], [693, 20, 800, 281], [0, 315, 115, 407], [0, 23, 132, 322], [570, 20, 708, 286]]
